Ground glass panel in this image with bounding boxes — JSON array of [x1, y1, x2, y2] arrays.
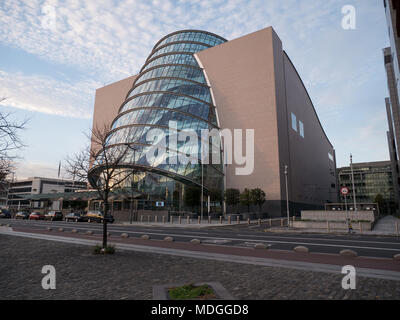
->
[[291, 113, 297, 132]]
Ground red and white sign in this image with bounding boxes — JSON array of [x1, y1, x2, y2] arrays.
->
[[340, 187, 350, 195]]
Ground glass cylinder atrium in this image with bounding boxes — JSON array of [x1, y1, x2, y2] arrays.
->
[[93, 30, 227, 212]]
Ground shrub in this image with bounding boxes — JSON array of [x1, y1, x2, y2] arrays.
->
[[168, 283, 215, 300], [93, 244, 115, 255]]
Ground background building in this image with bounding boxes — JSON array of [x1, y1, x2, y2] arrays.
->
[[7, 177, 86, 211], [383, 0, 400, 212], [337, 161, 397, 215], [90, 27, 337, 218]]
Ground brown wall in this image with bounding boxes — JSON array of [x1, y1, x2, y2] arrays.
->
[[92, 76, 137, 132], [90, 76, 136, 161], [279, 53, 337, 205], [196, 27, 282, 200], [196, 26, 337, 213]]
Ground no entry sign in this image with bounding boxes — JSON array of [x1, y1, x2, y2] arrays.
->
[[340, 187, 350, 195]]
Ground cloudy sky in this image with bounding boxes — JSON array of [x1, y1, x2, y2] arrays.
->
[[0, 0, 391, 179]]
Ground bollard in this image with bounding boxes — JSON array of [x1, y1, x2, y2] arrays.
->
[[258, 218, 261, 226], [162, 216, 165, 224], [293, 216, 295, 222], [359, 221, 363, 234], [220, 216, 223, 224], [395, 222, 399, 237], [269, 218, 272, 227], [208, 216, 211, 224], [179, 216, 182, 224], [198, 216, 201, 224], [327, 221, 330, 233], [237, 216, 240, 224], [187, 216, 190, 224], [247, 218, 250, 225], [147, 215, 150, 223], [170, 216, 173, 224], [280, 219, 283, 227], [155, 216, 158, 223], [228, 216, 231, 224], [141, 215, 143, 223]]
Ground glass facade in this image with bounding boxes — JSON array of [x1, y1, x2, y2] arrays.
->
[[91, 30, 227, 212], [337, 162, 397, 214]]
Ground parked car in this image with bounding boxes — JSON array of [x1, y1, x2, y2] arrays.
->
[[0, 209, 11, 219], [44, 211, 64, 221], [29, 212, 45, 220], [84, 211, 114, 223], [65, 212, 85, 222], [15, 211, 30, 220]]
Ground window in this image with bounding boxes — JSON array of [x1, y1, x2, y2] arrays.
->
[[291, 113, 297, 131], [328, 152, 334, 162], [299, 121, 304, 138]]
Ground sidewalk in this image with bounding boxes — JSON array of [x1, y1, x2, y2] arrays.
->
[[265, 216, 400, 237], [117, 220, 250, 228], [2, 226, 400, 278]]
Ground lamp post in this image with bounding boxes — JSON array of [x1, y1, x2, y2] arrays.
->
[[350, 154, 357, 213], [124, 143, 137, 224], [201, 161, 203, 221], [284, 165, 290, 228]]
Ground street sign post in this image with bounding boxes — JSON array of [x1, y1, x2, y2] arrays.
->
[[340, 187, 350, 231]]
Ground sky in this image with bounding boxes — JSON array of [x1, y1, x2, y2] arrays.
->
[[0, 0, 392, 180]]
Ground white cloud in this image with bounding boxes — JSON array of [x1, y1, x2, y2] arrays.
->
[[0, 0, 392, 169], [13, 161, 63, 180], [0, 70, 100, 118]]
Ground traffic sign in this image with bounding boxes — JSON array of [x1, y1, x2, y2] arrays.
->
[[340, 187, 349, 195]]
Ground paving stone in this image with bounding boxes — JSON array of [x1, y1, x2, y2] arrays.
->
[[339, 249, 358, 257], [0, 234, 399, 300], [293, 246, 309, 253]]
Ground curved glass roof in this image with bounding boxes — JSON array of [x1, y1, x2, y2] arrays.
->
[[92, 30, 226, 190]]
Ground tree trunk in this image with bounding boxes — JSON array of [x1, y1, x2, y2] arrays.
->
[[103, 195, 108, 249]]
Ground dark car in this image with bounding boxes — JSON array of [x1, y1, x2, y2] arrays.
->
[[65, 212, 85, 222], [29, 212, 45, 220], [15, 211, 30, 220], [84, 211, 114, 223], [0, 209, 11, 219], [44, 211, 64, 221]]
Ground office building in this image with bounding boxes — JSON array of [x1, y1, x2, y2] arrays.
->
[[89, 27, 337, 217], [337, 161, 396, 215]]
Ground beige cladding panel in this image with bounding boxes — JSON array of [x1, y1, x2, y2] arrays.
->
[[92, 75, 137, 131], [282, 54, 336, 205], [196, 27, 282, 199]]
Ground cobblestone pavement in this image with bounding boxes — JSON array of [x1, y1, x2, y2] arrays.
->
[[0, 234, 399, 300]]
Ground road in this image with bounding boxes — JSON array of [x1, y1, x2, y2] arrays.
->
[[5, 218, 400, 259]]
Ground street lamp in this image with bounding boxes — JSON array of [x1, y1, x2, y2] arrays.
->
[[124, 143, 137, 224], [284, 165, 290, 228], [201, 161, 203, 221], [350, 154, 357, 213]]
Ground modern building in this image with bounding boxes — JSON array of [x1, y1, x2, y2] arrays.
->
[[89, 27, 337, 218], [0, 180, 9, 208], [7, 177, 86, 211], [383, 0, 400, 210], [337, 161, 397, 215]]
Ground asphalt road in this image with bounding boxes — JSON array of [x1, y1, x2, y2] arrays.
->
[[4, 218, 400, 259]]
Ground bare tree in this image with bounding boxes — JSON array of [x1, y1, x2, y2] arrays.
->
[[0, 97, 28, 181], [64, 124, 134, 250]]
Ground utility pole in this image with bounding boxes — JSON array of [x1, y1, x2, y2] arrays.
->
[[350, 154, 357, 213], [201, 162, 203, 221], [125, 144, 137, 224], [284, 165, 290, 228]]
